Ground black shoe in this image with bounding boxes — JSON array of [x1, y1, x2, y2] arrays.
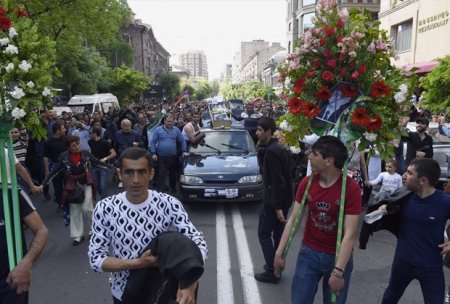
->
[[254, 271, 280, 283]]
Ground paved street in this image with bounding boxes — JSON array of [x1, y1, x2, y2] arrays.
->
[[26, 182, 450, 304]]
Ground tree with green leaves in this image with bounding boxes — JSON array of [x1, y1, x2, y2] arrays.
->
[[221, 80, 276, 102], [159, 72, 181, 101], [420, 55, 450, 115], [108, 65, 150, 105]]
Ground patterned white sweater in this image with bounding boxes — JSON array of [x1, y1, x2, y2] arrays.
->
[[88, 191, 208, 300]]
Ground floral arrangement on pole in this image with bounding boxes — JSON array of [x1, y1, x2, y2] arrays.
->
[[277, 0, 416, 159], [0, 1, 56, 139]]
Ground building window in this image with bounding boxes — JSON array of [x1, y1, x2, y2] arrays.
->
[[392, 20, 412, 52], [289, 22, 292, 32], [302, 12, 315, 32], [303, 0, 315, 6], [122, 34, 132, 44]]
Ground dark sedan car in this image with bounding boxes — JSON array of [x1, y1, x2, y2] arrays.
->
[[180, 129, 262, 203]]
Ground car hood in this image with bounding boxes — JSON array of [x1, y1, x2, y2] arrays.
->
[[183, 153, 259, 175]]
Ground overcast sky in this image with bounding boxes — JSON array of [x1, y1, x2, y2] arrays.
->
[[127, 0, 286, 80]]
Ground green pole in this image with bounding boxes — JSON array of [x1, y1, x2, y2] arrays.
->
[[331, 160, 349, 303], [7, 136, 23, 261], [0, 138, 16, 270], [282, 173, 314, 259]]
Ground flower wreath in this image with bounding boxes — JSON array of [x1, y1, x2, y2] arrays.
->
[[277, 0, 416, 159], [0, 1, 56, 139]]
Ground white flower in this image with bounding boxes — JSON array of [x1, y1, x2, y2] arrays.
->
[[398, 84, 408, 93], [348, 51, 357, 58], [8, 27, 18, 38], [0, 38, 9, 46], [42, 87, 51, 97], [289, 146, 301, 154], [279, 120, 292, 132], [394, 92, 406, 103], [11, 107, 26, 119], [10, 86, 25, 99], [5, 63, 14, 72], [4, 44, 18, 55], [26, 81, 35, 88], [364, 132, 378, 142], [18, 60, 32, 72]]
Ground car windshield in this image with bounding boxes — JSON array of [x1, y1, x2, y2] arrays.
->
[[190, 131, 256, 154], [69, 104, 93, 114]]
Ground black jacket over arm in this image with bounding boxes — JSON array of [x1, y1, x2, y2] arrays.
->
[[358, 186, 413, 249], [261, 138, 293, 211], [122, 231, 204, 304]]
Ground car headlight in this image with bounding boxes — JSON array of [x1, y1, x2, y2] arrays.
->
[[180, 175, 204, 184], [238, 174, 262, 183]]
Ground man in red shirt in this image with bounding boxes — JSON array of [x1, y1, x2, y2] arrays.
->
[[275, 135, 361, 304]]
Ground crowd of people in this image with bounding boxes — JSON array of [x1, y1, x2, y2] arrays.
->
[[1, 97, 450, 304]]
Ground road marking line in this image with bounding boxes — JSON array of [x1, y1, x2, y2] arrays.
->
[[216, 206, 234, 304], [232, 205, 262, 304]]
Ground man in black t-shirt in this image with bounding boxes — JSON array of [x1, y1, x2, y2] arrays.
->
[[88, 127, 117, 199], [0, 190, 48, 303], [43, 120, 67, 211]]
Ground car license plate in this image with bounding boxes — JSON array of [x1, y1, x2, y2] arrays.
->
[[204, 189, 238, 198]]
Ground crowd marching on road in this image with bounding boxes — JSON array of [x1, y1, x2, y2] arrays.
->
[[1, 97, 450, 304]]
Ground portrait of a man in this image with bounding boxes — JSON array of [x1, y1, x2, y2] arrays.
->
[[316, 82, 361, 125]]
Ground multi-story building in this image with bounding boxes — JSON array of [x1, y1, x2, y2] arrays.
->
[[286, 0, 380, 53], [120, 19, 170, 81], [179, 51, 209, 80], [232, 40, 285, 83], [262, 50, 288, 89], [379, 0, 450, 73], [220, 64, 233, 83]]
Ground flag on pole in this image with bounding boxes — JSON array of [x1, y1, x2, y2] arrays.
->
[[174, 90, 189, 106]]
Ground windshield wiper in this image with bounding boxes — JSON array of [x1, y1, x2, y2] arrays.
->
[[204, 143, 222, 155], [221, 143, 249, 154]]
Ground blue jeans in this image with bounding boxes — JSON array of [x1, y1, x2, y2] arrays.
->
[[382, 255, 445, 304], [291, 245, 353, 304], [257, 206, 288, 272], [92, 167, 109, 199]]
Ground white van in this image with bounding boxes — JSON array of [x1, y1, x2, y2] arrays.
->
[[67, 93, 120, 116]]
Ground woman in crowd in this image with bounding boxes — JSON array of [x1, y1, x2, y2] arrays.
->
[[43, 135, 116, 245]]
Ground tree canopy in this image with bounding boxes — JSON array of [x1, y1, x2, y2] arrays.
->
[[420, 55, 450, 115]]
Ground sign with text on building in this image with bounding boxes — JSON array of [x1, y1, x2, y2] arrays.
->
[[418, 10, 449, 34]]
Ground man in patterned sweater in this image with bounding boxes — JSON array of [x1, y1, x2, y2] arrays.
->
[[88, 147, 207, 304]]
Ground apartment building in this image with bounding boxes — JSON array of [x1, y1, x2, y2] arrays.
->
[[179, 51, 209, 80], [379, 0, 450, 73]]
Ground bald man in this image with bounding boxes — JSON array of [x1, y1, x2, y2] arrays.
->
[[114, 119, 144, 156]]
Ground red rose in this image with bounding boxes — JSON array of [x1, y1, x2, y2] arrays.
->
[[351, 107, 369, 127], [306, 71, 315, 78], [325, 27, 335, 36], [341, 84, 358, 97], [351, 70, 360, 79], [0, 7, 6, 16], [293, 78, 306, 95], [336, 36, 344, 43], [322, 70, 334, 82], [370, 81, 391, 99], [337, 19, 344, 28], [319, 37, 327, 46], [301, 102, 320, 118], [316, 86, 332, 101], [288, 97, 303, 114], [16, 8, 28, 17], [339, 52, 346, 61], [366, 115, 383, 131], [327, 59, 337, 68], [324, 50, 332, 58], [357, 65, 367, 74], [339, 68, 347, 77], [0, 16, 11, 31], [312, 59, 321, 70]]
